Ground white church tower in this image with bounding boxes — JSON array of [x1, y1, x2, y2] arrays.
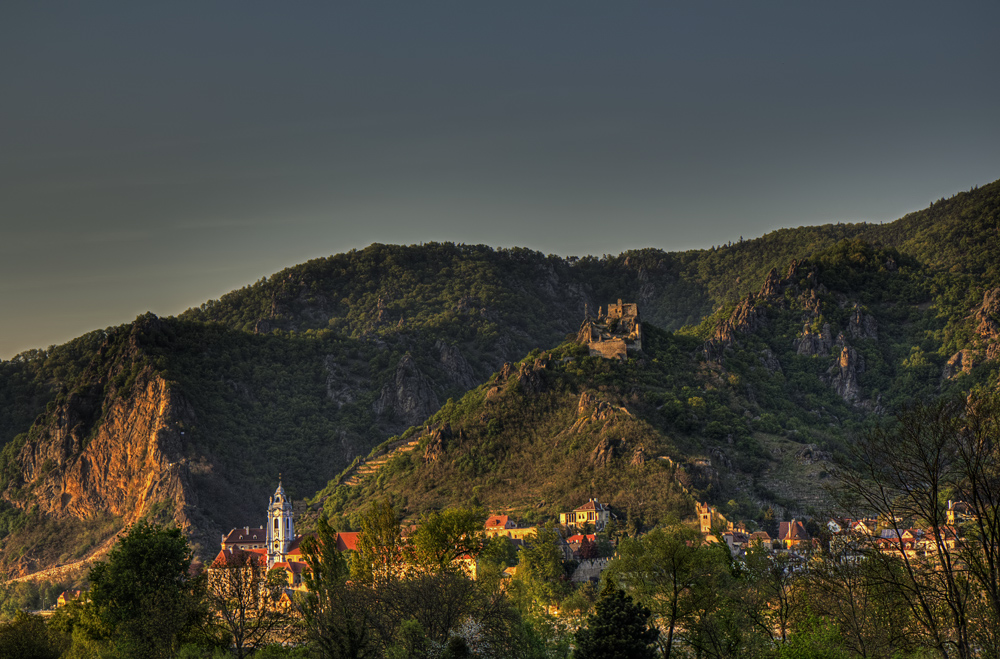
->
[[266, 476, 294, 567]]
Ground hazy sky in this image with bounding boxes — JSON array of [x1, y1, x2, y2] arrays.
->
[[2, 2, 999, 359]]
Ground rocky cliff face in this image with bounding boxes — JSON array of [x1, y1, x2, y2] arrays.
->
[[14, 368, 195, 529], [373, 355, 441, 427]]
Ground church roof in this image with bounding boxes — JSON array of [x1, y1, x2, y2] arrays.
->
[[286, 535, 309, 556], [223, 527, 267, 544]]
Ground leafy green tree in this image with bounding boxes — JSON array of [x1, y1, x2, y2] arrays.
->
[[573, 582, 658, 659], [512, 525, 571, 615], [350, 499, 406, 586], [410, 506, 485, 573], [301, 518, 378, 659], [0, 611, 65, 659], [84, 521, 206, 659], [479, 535, 519, 569], [739, 541, 803, 647], [602, 525, 722, 658]]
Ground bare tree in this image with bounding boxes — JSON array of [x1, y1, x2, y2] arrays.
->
[[836, 394, 1000, 659], [206, 550, 294, 658]]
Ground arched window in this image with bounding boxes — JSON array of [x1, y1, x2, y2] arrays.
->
[[274, 518, 279, 530]]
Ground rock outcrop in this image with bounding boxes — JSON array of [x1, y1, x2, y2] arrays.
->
[[759, 348, 783, 374], [794, 323, 834, 356], [710, 295, 767, 350], [436, 340, 478, 390], [943, 349, 977, 379], [975, 288, 1000, 360], [590, 436, 623, 468], [373, 355, 440, 426], [847, 304, 878, 340], [828, 346, 865, 404]]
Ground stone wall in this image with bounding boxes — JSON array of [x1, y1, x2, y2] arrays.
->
[[588, 339, 628, 360], [571, 558, 612, 583], [606, 299, 639, 321]]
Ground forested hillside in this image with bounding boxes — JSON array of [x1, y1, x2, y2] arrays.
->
[[0, 178, 998, 576]]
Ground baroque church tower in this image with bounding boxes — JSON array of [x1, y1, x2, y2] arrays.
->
[[266, 477, 294, 567]]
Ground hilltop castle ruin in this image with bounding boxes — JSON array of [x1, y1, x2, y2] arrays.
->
[[577, 299, 642, 360]]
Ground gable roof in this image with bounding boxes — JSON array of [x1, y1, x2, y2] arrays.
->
[[211, 547, 268, 568], [286, 535, 309, 556], [779, 521, 811, 541], [485, 515, 511, 529], [336, 531, 361, 552], [566, 534, 597, 544], [223, 527, 267, 544], [573, 499, 608, 513]]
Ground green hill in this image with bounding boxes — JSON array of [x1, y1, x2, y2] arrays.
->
[[0, 178, 998, 575]]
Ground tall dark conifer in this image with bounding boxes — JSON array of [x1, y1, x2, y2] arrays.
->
[[574, 582, 658, 659]]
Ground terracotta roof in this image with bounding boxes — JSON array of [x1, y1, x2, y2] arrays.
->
[[750, 531, 772, 542], [286, 535, 310, 555], [779, 521, 810, 541], [336, 532, 361, 552], [566, 534, 597, 544], [573, 499, 608, 513], [272, 561, 306, 574], [211, 547, 268, 568], [485, 515, 511, 529]]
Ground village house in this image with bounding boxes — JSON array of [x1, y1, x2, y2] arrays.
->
[[566, 533, 598, 559], [946, 500, 975, 526], [56, 590, 83, 608], [749, 531, 775, 551], [560, 498, 611, 531], [778, 520, 811, 550]]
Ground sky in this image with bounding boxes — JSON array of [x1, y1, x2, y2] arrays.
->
[[2, 2, 999, 359]]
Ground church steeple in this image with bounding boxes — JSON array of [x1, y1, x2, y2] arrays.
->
[[266, 475, 294, 567]]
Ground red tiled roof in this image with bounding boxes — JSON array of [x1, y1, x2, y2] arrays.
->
[[336, 532, 361, 552], [573, 499, 608, 513], [485, 515, 510, 529], [271, 561, 306, 574], [211, 547, 268, 568], [779, 521, 810, 541], [566, 534, 597, 544], [286, 535, 311, 555]]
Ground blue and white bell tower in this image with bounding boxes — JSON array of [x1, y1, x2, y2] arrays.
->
[[266, 476, 294, 567]]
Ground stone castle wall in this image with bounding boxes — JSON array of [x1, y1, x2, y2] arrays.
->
[[588, 339, 628, 360], [572, 558, 612, 583]]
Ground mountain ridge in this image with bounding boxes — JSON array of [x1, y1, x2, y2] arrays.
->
[[1, 177, 998, 576]]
